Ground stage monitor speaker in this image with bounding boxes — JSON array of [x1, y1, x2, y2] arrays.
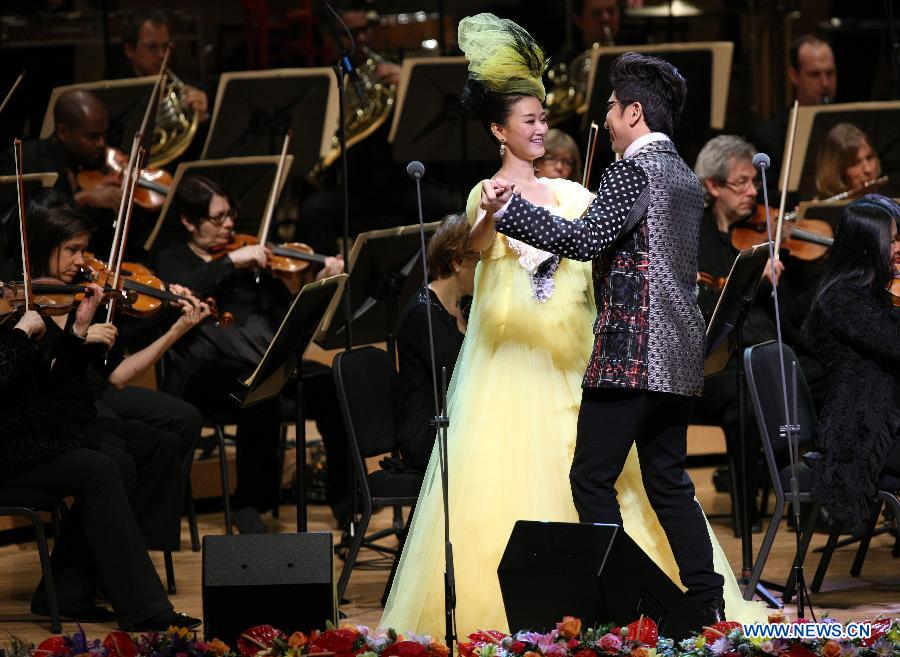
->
[[498, 521, 705, 640], [202, 533, 336, 642]]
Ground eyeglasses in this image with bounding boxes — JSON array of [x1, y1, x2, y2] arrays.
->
[[720, 177, 761, 193], [204, 210, 236, 226]]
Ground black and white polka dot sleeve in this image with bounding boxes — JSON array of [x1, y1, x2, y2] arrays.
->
[[495, 159, 650, 261]]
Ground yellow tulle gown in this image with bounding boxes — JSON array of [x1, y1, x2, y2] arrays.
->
[[379, 177, 767, 638]]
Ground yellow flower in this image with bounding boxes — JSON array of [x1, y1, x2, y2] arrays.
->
[[288, 632, 309, 649], [207, 639, 231, 657]]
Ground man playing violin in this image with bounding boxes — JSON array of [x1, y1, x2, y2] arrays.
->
[[691, 135, 826, 534], [154, 174, 349, 534], [0, 89, 121, 213]]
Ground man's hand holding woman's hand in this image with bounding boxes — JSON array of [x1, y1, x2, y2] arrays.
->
[[480, 177, 516, 214]]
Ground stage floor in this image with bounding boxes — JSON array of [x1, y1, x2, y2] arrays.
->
[[1, 465, 898, 646]]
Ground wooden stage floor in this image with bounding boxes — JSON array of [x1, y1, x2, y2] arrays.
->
[[1, 464, 898, 646]]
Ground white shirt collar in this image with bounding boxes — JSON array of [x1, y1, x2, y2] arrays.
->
[[623, 132, 670, 159]]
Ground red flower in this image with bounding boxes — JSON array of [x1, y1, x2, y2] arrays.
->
[[103, 632, 137, 657], [567, 639, 580, 649], [237, 625, 287, 657], [35, 637, 68, 657], [509, 642, 526, 654], [466, 631, 506, 646], [457, 641, 477, 657], [381, 641, 428, 657], [625, 619, 658, 646], [597, 633, 622, 654], [700, 621, 742, 642], [308, 628, 364, 657], [783, 644, 817, 657], [860, 618, 892, 648], [574, 649, 597, 657]]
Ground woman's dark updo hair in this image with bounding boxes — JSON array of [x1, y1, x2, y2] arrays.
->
[[460, 78, 529, 141], [26, 188, 95, 278]]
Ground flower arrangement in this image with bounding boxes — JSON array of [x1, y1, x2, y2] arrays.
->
[[6, 614, 900, 657]]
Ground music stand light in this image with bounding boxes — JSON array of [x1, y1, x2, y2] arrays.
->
[[40, 77, 159, 153], [142, 154, 293, 252], [388, 57, 496, 164], [779, 100, 900, 199], [202, 68, 338, 178]]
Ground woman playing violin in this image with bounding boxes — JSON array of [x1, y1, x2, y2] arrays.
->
[[815, 123, 882, 199], [154, 175, 348, 534], [23, 194, 208, 555], [806, 194, 900, 535]]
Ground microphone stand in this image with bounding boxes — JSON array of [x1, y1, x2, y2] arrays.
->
[[325, 1, 361, 351], [408, 160, 457, 655], [755, 153, 815, 619]]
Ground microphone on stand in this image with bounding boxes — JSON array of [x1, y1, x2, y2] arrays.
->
[[325, 2, 367, 106], [407, 158, 457, 652], [752, 152, 771, 172], [407, 160, 425, 181]]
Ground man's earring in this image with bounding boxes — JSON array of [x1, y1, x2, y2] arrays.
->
[[499, 140, 506, 159]]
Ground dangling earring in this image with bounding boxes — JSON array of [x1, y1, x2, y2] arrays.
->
[[499, 140, 506, 159]]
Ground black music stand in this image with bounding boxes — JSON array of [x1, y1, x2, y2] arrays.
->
[[315, 221, 442, 361], [142, 155, 293, 252], [779, 101, 900, 200], [201, 69, 337, 179], [580, 42, 733, 186], [388, 57, 496, 165], [703, 241, 778, 607], [231, 274, 348, 532], [40, 77, 158, 153]]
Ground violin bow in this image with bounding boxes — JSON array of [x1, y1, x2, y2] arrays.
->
[[13, 138, 32, 312], [582, 121, 599, 187], [0, 71, 26, 118], [104, 147, 146, 328], [773, 100, 800, 262], [105, 44, 172, 273], [258, 131, 293, 247]]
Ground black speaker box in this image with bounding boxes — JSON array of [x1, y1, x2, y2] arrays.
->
[[202, 532, 336, 642], [498, 521, 705, 640]]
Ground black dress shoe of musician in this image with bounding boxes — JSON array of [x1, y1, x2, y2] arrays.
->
[[120, 610, 202, 632], [698, 598, 726, 625], [31, 601, 116, 623]]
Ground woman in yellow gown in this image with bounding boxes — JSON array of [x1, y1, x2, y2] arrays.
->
[[379, 13, 766, 639]]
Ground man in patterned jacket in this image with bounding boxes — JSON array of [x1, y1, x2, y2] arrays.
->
[[480, 52, 725, 622]]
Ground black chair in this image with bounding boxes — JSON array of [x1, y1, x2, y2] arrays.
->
[[0, 489, 64, 632], [744, 341, 900, 603], [332, 347, 422, 602], [743, 341, 823, 604]]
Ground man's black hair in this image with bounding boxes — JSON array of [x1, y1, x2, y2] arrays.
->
[[608, 52, 686, 137]]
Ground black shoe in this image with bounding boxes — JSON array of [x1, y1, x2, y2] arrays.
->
[[31, 601, 116, 622], [120, 610, 202, 632], [233, 506, 268, 534], [698, 598, 726, 625]]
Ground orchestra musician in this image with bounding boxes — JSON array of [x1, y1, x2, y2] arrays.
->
[[24, 191, 209, 555], [691, 135, 826, 532], [153, 175, 350, 534], [746, 34, 838, 201], [815, 122, 882, 198], [534, 128, 582, 182], [295, 0, 460, 256], [0, 312, 200, 630], [121, 10, 209, 122]]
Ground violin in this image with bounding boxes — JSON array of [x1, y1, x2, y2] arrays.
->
[[0, 278, 127, 321], [77, 146, 171, 211], [78, 252, 234, 325], [730, 204, 834, 261], [211, 233, 329, 274]]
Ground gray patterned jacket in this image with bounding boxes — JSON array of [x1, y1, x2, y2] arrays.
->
[[494, 139, 705, 396]]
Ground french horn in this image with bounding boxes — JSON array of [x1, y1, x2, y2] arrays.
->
[[150, 68, 199, 168]]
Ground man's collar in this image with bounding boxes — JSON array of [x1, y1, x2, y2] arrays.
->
[[624, 132, 670, 159]]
